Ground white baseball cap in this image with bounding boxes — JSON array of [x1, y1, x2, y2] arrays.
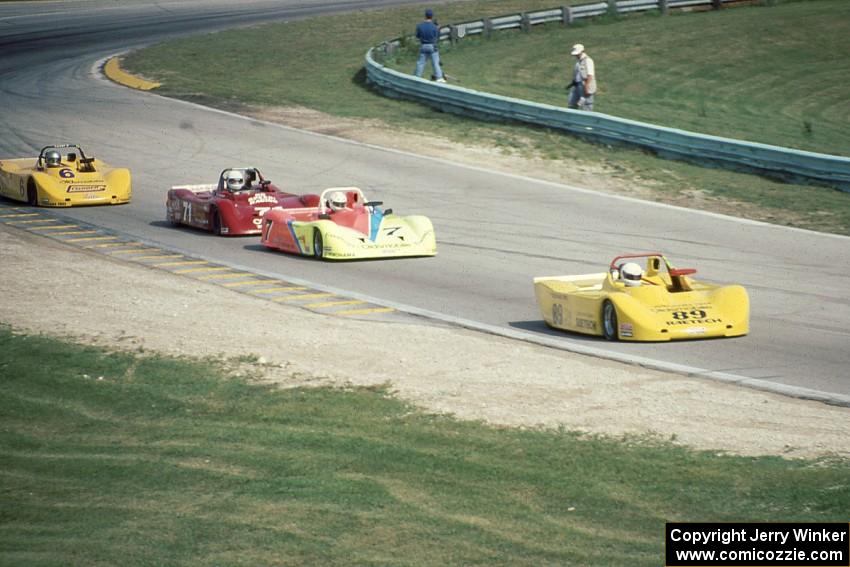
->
[[570, 43, 584, 55]]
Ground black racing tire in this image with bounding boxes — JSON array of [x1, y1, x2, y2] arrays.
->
[[312, 229, 324, 260], [211, 209, 222, 235], [26, 179, 38, 207], [602, 300, 619, 341], [167, 206, 180, 227]]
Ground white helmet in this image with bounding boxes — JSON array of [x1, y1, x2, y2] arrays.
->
[[225, 170, 245, 192], [44, 150, 61, 168], [621, 262, 643, 287], [328, 191, 348, 212]]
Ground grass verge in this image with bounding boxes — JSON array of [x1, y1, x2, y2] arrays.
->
[[122, 0, 850, 235], [2, 327, 849, 566], [386, 0, 850, 158]]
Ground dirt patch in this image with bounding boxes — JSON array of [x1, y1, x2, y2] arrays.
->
[[242, 104, 814, 227], [2, 222, 849, 460], [245, 104, 659, 198]]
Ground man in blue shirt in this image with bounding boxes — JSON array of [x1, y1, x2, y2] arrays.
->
[[414, 8, 445, 83]]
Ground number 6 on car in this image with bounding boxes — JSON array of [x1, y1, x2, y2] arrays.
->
[[533, 252, 749, 341], [0, 144, 131, 207]]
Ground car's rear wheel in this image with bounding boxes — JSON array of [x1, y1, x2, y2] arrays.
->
[[602, 300, 619, 341], [211, 209, 222, 235], [312, 229, 324, 260], [167, 204, 179, 226], [26, 179, 37, 206]]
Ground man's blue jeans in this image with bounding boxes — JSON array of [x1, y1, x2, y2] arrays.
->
[[568, 83, 594, 111], [414, 44, 443, 79]]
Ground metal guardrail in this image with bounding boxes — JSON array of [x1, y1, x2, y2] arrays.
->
[[365, 1, 850, 192]]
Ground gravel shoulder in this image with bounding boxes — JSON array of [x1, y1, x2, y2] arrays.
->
[[2, 222, 849, 459]]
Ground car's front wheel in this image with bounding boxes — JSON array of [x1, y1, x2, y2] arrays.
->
[[211, 209, 222, 235], [312, 229, 324, 260], [602, 300, 619, 341], [26, 179, 37, 206]]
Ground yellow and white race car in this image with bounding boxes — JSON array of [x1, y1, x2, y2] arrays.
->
[[261, 187, 436, 260], [534, 252, 749, 341], [0, 144, 131, 207]]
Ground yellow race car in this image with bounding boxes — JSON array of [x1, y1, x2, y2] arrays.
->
[[533, 252, 749, 341], [261, 187, 436, 260], [0, 144, 131, 207]]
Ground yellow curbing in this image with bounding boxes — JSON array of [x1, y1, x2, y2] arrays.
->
[[0, 203, 402, 322], [103, 57, 161, 91]]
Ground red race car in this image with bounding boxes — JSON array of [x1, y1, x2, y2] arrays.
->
[[166, 167, 319, 235]]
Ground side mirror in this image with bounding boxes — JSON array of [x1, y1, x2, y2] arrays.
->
[[383, 208, 393, 215], [318, 213, 331, 220]]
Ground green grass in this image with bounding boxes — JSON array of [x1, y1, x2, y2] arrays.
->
[[386, 0, 850, 158], [2, 327, 849, 566], [122, 0, 850, 235]]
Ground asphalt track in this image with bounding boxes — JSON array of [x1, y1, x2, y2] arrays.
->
[[2, 0, 849, 400]]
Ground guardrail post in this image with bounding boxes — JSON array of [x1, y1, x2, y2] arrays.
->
[[712, 0, 722, 8], [483, 17, 493, 38], [449, 25, 459, 44], [561, 5, 574, 25], [659, 0, 668, 15], [608, 0, 618, 15], [521, 12, 531, 32]]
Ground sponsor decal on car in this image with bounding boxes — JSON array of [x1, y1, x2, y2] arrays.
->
[[655, 303, 713, 312], [662, 308, 721, 326], [360, 242, 412, 249], [576, 318, 596, 330], [666, 318, 721, 326], [248, 193, 280, 206], [619, 323, 634, 337], [67, 185, 106, 193]]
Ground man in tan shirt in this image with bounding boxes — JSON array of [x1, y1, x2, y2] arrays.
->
[[568, 43, 596, 111]]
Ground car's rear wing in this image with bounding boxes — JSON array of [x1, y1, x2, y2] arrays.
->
[[533, 273, 606, 283], [534, 273, 607, 293], [170, 184, 216, 193]]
